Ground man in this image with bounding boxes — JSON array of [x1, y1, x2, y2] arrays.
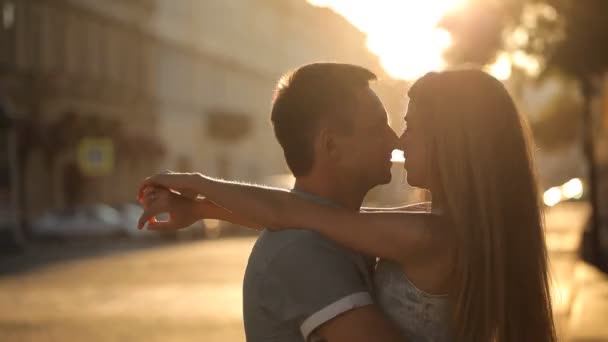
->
[[139, 63, 405, 341]]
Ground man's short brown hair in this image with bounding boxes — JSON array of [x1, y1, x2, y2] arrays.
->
[[270, 63, 376, 176]]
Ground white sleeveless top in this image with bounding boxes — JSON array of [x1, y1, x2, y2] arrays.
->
[[374, 259, 450, 342]]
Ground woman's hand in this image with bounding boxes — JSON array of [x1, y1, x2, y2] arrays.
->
[[138, 171, 205, 201], [137, 186, 204, 230], [137, 179, 266, 231]]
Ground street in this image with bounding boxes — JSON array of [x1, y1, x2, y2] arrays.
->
[[0, 238, 256, 342], [0, 202, 604, 342]]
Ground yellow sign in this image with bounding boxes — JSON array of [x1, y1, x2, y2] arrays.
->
[[77, 137, 114, 177]]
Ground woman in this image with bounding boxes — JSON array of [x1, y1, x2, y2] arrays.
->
[[140, 69, 556, 342]]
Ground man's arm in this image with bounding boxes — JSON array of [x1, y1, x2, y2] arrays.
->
[[259, 238, 407, 342], [316, 305, 405, 342]]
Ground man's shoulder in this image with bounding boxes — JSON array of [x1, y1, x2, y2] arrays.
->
[[247, 229, 347, 271], [257, 229, 331, 248], [243, 230, 376, 342]]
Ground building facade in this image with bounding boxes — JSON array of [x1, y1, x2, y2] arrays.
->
[[0, 0, 406, 229]]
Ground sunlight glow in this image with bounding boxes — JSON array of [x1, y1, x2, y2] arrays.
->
[[307, 1, 544, 81], [543, 178, 584, 207], [487, 53, 513, 81], [391, 149, 406, 163], [561, 178, 583, 200], [511, 51, 541, 77], [543, 187, 562, 207], [307, 0, 465, 80]]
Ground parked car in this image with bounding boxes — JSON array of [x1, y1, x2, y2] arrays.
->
[[196, 174, 295, 239], [114, 201, 157, 238], [115, 201, 205, 240], [31, 204, 125, 239]]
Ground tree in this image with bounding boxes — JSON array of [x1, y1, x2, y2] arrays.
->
[[440, 0, 608, 267], [531, 86, 581, 151], [441, 0, 608, 74]]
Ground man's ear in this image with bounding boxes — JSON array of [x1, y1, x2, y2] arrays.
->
[[319, 127, 337, 156]]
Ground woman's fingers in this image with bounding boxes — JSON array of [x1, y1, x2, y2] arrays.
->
[[138, 200, 167, 229], [138, 171, 202, 206], [141, 172, 187, 190], [138, 173, 177, 200], [146, 221, 176, 231]]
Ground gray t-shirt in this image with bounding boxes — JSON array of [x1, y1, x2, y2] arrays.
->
[[242, 192, 374, 342]]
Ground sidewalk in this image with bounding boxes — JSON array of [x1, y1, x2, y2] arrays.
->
[[545, 202, 608, 341], [567, 262, 608, 341]]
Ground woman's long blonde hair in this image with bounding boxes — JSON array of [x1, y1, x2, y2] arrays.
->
[[409, 69, 556, 342]]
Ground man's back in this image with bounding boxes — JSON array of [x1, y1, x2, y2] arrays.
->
[[243, 229, 374, 342]]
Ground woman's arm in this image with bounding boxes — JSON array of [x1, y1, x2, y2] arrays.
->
[[137, 186, 264, 230], [141, 172, 447, 264], [195, 197, 264, 230]]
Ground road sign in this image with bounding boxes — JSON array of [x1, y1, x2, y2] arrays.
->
[[77, 137, 114, 177]]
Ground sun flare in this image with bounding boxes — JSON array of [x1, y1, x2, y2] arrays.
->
[[307, 0, 516, 81]]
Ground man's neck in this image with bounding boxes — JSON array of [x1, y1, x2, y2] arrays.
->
[[429, 181, 446, 213], [293, 176, 368, 211]]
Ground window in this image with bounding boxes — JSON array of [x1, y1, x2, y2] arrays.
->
[[0, 0, 16, 66], [205, 110, 252, 142]]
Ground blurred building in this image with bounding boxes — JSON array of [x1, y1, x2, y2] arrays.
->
[[597, 74, 608, 180], [513, 78, 587, 188], [0, 0, 168, 230], [0, 0, 406, 231], [596, 73, 608, 258], [139, 0, 397, 180]]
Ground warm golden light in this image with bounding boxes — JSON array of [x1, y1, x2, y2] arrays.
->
[[543, 178, 585, 207], [487, 53, 513, 81], [543, 187, 562, 207], [561, 178, 584, 200], [391, 149, 405, 163], [307, 0, 536, 81], [307, 0, 465, 80]]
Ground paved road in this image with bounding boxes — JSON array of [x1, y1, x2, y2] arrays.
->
[[0, 237, 256, 342], [0, 202, 599, 341]]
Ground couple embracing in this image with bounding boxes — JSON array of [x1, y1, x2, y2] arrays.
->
[[137, 63, 555, 342]]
